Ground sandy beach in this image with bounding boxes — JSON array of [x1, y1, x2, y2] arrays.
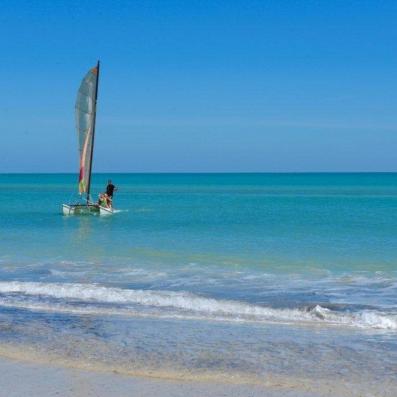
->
[[0, 350, 395, 397], [0, 356, 309, 397]]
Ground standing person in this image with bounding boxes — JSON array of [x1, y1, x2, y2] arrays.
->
[[106, 180, 116, 198], [106, 180, 117, 200]]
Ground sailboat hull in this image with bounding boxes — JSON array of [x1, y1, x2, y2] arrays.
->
[[99, 206, 114, 215], [62, 203, 113, 216]]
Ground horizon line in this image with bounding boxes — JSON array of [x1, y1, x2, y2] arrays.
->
[[1, 171, 396, 175]]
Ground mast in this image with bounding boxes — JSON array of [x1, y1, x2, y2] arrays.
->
[[86, 60, 100, 203]]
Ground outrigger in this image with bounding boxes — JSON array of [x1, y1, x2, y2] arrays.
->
[[62, 61, 115, 216]]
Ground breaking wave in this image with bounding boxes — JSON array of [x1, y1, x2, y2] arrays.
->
[[0, 281, 395, 330]]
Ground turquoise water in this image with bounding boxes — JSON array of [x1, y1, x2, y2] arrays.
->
[[0, 173, 396, 387]]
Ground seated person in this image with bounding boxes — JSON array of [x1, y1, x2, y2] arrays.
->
[[98, 193, 109, 208]]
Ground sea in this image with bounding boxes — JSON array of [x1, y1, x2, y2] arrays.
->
[[0, 173, 396, 393]]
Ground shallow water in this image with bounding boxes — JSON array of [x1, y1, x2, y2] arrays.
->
[[0, 173, 396, 389]]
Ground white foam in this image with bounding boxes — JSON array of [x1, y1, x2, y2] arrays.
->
[[0, 281, 395, 330], [112, 209, 125, 213]]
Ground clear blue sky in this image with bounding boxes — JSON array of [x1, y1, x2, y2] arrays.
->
[[1, 0, 396, 172]]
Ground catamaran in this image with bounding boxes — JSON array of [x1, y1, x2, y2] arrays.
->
[[62, 61, 114, 216]]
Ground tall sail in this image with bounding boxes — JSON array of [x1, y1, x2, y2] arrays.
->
[[76, 62, 99, 198]]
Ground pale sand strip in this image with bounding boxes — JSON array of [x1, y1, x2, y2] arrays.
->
[[0, 345, 395, 397], [0, 357, 325, 397]]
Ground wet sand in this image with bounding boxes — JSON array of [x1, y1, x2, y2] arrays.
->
[[0, 355, 395, 397], [0, 357, 304, 397]]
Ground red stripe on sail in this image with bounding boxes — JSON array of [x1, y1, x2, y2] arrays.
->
[[79, 166, 84, 182]]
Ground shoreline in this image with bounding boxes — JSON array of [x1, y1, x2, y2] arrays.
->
[[0, 356, 309, 397], [0, 345, 395, 397]]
